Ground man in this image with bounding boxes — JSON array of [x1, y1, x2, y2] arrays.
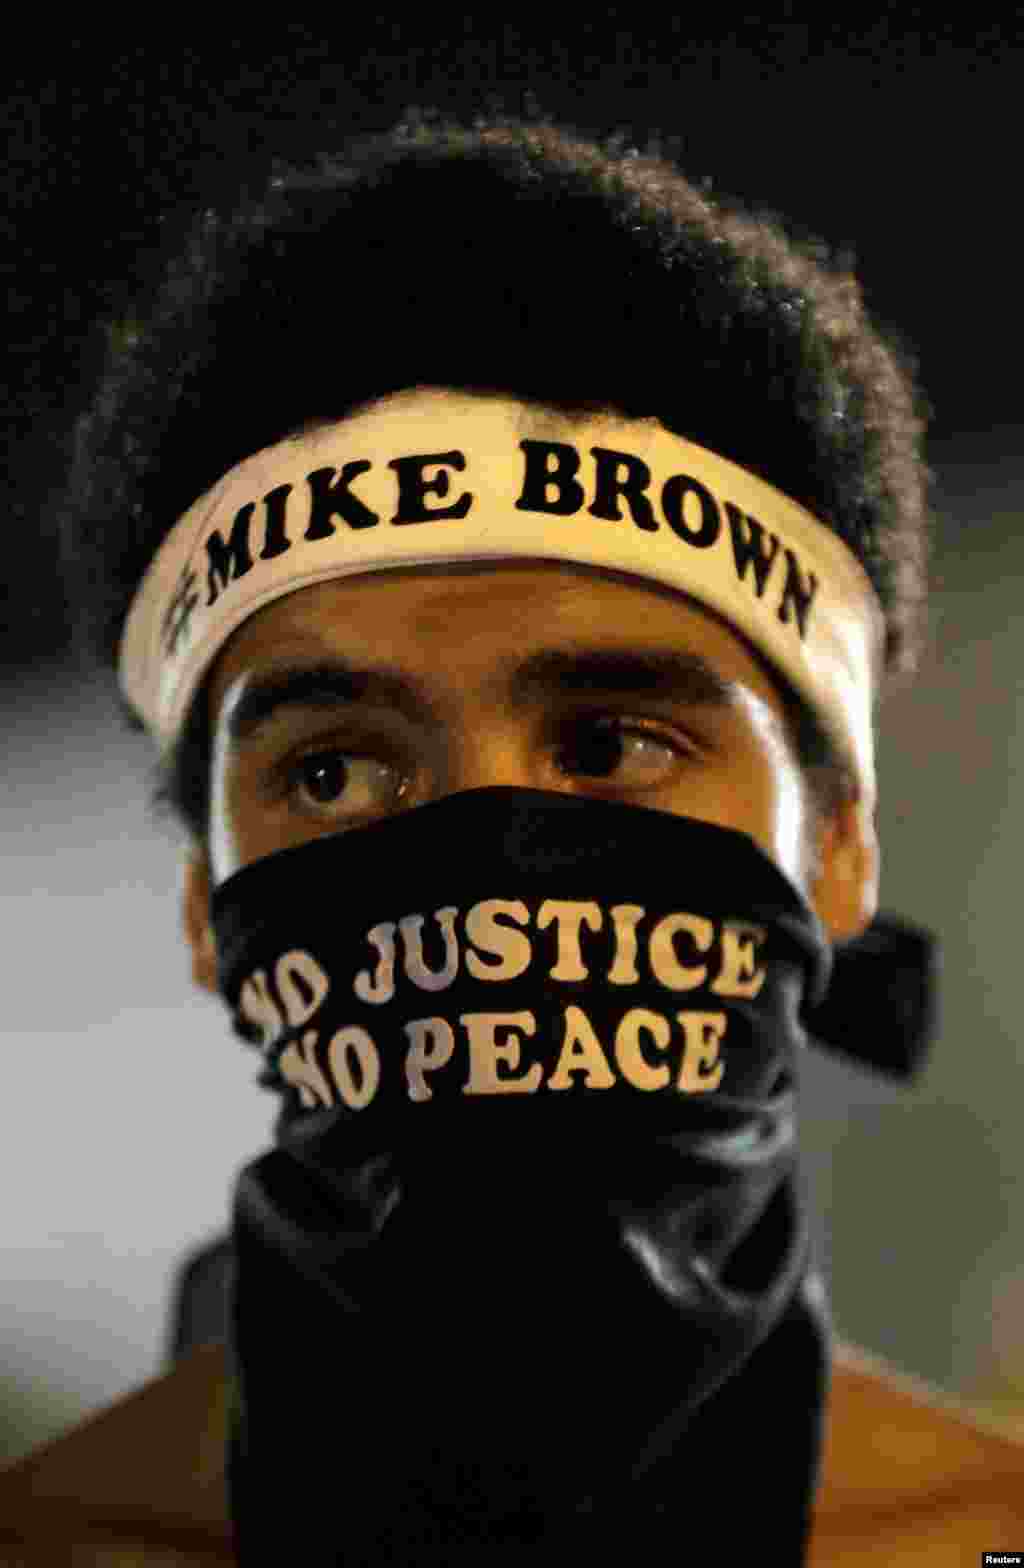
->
[[3, 99, 1021, 1564]]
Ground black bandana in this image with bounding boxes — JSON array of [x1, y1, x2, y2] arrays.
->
[[211, 787, 936, 1563]]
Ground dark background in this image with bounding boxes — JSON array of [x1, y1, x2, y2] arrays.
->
[[4, 16, 1021, 681]]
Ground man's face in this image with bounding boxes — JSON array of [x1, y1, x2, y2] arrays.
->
[[184, 559, 878, 991]]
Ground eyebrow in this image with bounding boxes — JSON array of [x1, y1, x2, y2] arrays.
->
[[226, 645, 742, 745]]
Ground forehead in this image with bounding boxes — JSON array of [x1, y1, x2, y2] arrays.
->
[[205, 559, 794, 737]]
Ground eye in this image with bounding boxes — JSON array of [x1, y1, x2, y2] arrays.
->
[[555, 716, 692, 791], [279, 715, 693, 820], [283, 749, 407, 819]]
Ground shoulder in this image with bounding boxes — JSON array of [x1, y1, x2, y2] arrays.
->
[[0, 1341, 233, 1565], [808, 1337, 1024, 1564]]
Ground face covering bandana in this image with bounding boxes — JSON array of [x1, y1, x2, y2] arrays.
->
[[210, 784, 867, 1562]]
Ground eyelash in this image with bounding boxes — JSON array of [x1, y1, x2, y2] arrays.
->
[[275, 713, 699, 813]]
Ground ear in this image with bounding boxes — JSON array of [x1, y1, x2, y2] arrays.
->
[[182, 846, 219, 994], [811, 793, 880, 946]]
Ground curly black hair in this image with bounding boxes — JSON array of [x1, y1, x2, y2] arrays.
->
[[56, 95, 933, 861]]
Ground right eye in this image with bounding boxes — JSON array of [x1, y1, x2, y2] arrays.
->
[[283, 748, 408, 820]]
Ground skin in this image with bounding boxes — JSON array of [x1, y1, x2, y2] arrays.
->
[[182, 558, 879, 991]]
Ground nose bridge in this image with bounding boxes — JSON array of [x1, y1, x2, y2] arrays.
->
[[434, 714, 537, 798]]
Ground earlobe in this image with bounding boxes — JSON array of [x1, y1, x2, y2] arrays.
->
[[814, 795, 881, 946], [182, 848, 219, 994]]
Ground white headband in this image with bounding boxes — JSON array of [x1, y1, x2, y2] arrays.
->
[[119, 386, 886, 811]]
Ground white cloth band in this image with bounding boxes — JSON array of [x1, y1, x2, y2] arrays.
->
[[119, 386, 886, 811]]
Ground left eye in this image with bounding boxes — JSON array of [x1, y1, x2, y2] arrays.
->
[[556, 717, 689, 788]]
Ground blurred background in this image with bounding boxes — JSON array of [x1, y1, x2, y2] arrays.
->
[[4, 16, 1024, 1463]]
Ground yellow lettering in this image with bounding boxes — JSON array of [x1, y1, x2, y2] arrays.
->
[[675, 1011, 726, 1093], [327, 1025, 380, 1110], [403, 1017, 456, 1102], [461, 1011, 542, 1094], [464, 899, 532, 981], [712, 922, 766, 998], [614, 1008, 672, 1091], [537, 900, 602, 980], [649, 913, 713, 990], [547, 1005, 616, 1090]]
